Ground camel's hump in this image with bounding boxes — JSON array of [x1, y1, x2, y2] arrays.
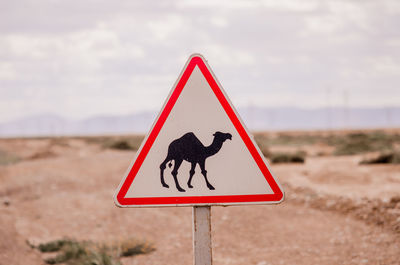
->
[[180, 132, 197, 140], [176, 132, 203, 145]]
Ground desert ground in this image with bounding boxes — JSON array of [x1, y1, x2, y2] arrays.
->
[[0, 130, 399, 265]]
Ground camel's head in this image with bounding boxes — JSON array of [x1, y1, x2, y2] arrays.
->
[[213, 131, 232, 142]]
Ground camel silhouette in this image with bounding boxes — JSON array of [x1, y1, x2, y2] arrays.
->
[[160, 131, 232, 192]]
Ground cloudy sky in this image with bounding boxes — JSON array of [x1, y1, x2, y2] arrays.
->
[[0, 0, 399, 122]]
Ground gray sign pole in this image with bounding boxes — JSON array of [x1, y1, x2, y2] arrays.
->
[[193, 206, 212, 265]]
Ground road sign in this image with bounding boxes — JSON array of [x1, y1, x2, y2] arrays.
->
[[114, 54, 284, 207]]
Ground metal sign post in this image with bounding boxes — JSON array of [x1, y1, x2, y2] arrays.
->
[[193, 206, 212, 265]]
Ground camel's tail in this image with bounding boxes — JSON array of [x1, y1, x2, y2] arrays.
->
[[168, 161, 173, 168]]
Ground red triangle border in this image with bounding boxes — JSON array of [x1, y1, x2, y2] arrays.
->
[[115, 55, 284, 206]]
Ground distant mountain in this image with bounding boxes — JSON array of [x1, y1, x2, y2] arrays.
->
[[239, 106, 400, 131], [0, 112, 156, 137], [0, 107, 399, 137]]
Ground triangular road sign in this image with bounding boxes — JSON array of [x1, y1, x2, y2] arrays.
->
[[114, 54, 284, 207]]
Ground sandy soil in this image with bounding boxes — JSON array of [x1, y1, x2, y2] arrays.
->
[[0, 136, 399, 265]]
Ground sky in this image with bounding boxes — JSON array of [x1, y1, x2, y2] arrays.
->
[[0, 0, 399, 122]]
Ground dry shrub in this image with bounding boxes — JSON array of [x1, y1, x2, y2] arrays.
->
[[267, 133, 317, 146], [270, 151, 306, 164], [35, 238, 155, 265], [360, 151, 400, 164], [107, 140, 133, 150], [49, 137, 70, 147], [38, 239, 69, 252], [334, 131, 398, 155], [28, 150, 57, 160], [113, 238, 155, 257], [77, 135, 144, 151], [334, 133, 375, 155], [102, 136, 144, 151], [254, 134, 306, 163]]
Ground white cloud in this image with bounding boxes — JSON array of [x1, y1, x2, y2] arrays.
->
[[0, 0, 399, 122], [260, 0, 319, 12], [370, 56, 400, 76], [0, 63, 17, 80], [305, 15, 344, 33], [210, 17, 229, 28], [147, 14, 185, 41], [177, 0, 258, 9], [200, 45, 255, 67]]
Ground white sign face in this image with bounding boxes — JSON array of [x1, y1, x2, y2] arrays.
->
[[114, 54, 284, 207]]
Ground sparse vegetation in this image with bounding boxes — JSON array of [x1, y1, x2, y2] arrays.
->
[[35, 238, 155, 265], [360, 151, 400, 164], [0, 149, 20, 165], [95, 136, 144, 151], [118, 238, 155, 257], [107, 140, 133, 150], [74, 135, 145, 151], [333, 132, 394, 155], [263, 133, 318, 146], [254, 130, 400, 156], [270, 151, 306, 164], [49, 137, 70, 147], [29, 150, 57, 160], [38, 239, 70, 252], [254, 134, 306, 163], [334, 140, 374, 155]]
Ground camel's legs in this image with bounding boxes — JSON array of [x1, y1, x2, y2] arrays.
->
[[159, 157, 171, 188], [187, 162, 196, 188], [199, 160, 215, 190], [171, 159, 185, 192]]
